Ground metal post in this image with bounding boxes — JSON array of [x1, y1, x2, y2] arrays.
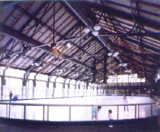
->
[[103, 54, 107, 83], [68, 79, 71, 97], [79, 82, 83, 96], [1, 75, 6, 100], [83, 83, 85, 96], [24, 105, 26, 120], [63, 79, 66, 97], [93, 84, 95, 96], [33, 76, 36, 99], [53, 77, 58, 98], [138, 105, 139, 118], [52, 85, 55, 98], [90, 84, 92, 96], [151, 104, 153, 116], [67, 86, 69, 97], [25, 82, 28, 99], [9, 104, 10, 118], [92, 105, 93, 120], [43, 106, 45, 121], [46, 76, 52, 99], [6, 104, 8, 118], [32, 84, 35, 99], [135, 105, 137, 119], [78, 81, 81, 96], [1, 85, 3, 100], [53, 82, 55, 98], [74, 81, 77, 97], [69, 106, 71, 121], [47, 106, 49, 121], [117, 106, 119, 120]]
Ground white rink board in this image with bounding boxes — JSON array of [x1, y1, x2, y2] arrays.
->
[[0, 96, 157, 121]]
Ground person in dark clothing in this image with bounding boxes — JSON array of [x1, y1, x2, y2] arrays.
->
[[9, 91, 13, 103], [13, 95, 18, 101]]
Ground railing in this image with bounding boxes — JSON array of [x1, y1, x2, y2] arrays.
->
[[0, 102, 156, 121], [105, 94, 151, 97]]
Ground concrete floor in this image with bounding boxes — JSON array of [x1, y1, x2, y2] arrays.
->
[[0, 116, 159, 132]]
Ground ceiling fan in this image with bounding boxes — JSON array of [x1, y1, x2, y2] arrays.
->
[[34, 24, 160, 49], [52, 30, 160, 47]]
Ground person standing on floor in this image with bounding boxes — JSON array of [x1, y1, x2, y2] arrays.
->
[[9, 91, 13, 103], [108, 109, 113, 128], [156, 96, 160, 126], [123, 95, 129, 111]]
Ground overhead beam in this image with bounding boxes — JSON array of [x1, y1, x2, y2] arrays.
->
[[92, 58, 96, 83], [26, 52, 49, 72], [63, 1, 109, 50], [15, 5, 92, 56], [122, 55, 158, 69], [0, 38, 14, 55], [0, 23, 91, 70], [0, 1, 20, 11], [19, 2, 49, 32], [63, 0, 122, 65], [75, 69, 89, 80], [63, 66, 80, 78], [108, 39, 160, 64], [23, 52, 48, 86], [36, 23, 80, 76], [89, 1, 160, 36], [125, 37, 160, 54], [48, 60, 66, 76], [0, 23, 64, 56], [14, 5, 62, 37]]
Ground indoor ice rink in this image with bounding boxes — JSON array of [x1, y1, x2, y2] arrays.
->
[[0, 0, 160, 131]]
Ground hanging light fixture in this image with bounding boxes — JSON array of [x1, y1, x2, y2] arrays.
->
[[84, 24, 101, 36], [83, 27, 91, 33], [107, 52, 113, 56], [113, 51, 119, 57], [31, 62, 40, 67], [93, 24, 101, 31], [119, 63, 127, 67], [35, 63, 40, 67], [123, 63, 128, 67], [92, 31, 99, 36], [66, 42, 71, 48], [125, 69, 131, 73]]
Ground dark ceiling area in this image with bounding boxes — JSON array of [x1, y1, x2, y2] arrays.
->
[[0, 0, 160, 84]]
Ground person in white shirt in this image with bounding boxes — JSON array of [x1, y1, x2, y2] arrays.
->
[[123, 96, 129, 111], [108, 109, 113, 127]]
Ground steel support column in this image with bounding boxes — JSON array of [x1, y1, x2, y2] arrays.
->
[[103, 54, 107, 83]]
